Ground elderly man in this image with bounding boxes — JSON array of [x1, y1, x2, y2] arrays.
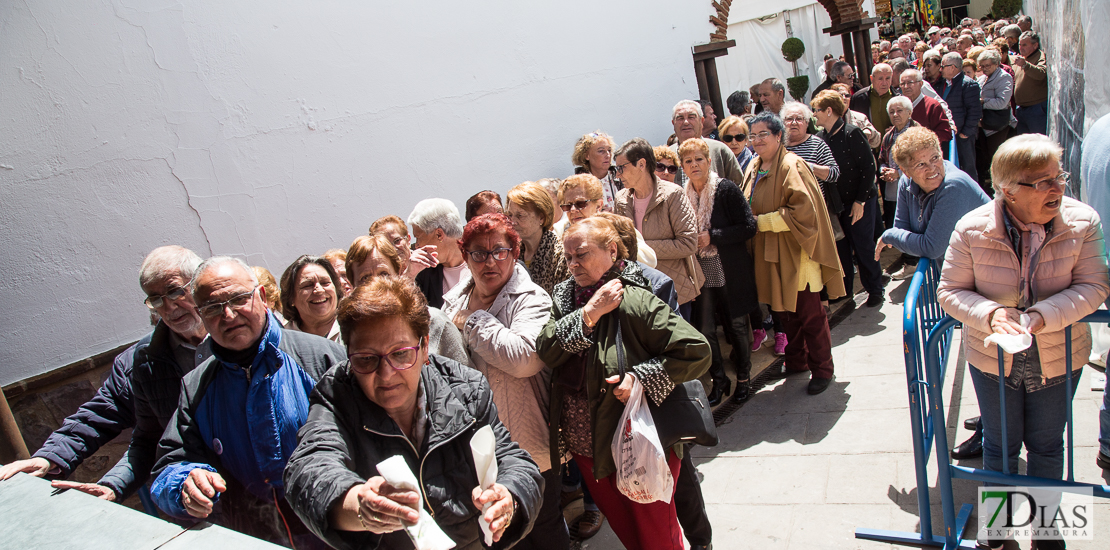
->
[[830, 61, 859, 93], [668, 99, 743, 185], [897, 34, 916, 62], [1016, 15, 1033, 33], [937, 52, 982, 182], [956, 35, 974, 58], [888, 58, 911, 95], [1001, 24, 1021, 53], [726, 89, 752, 116], [758, 78, 787, 117], [1011, 31, 1048, 135], [698, 100, 719, 140], [849, 63, 896, 143], [899, 69, 954, 146], [150, 257, 345, 547], [926, 27, 941, 48], [0, 246, 211, 504], [408, 198, 466, 308], [812, 58, 839, 97]]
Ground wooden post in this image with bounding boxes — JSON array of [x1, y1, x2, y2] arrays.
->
[[0, 390, 29, 464], [692, 40, 736, 122], [842, 34, 856, 70], [704, 60, 724, 120], [854, 30, 872, 87]]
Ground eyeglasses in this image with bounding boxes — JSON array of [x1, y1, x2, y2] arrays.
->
[[655, 164, 679, 174], [1017, 171, 1069, 192], [750, 131, 775, 142], [196, 286, 259, 319], [614, 161, 633, 175], [721, 133, 747, 143], [783, 116, 807, 124], [560, 199, 596, 212], [466, 247, 512, 263], [349, 339, 424, 375], [145, 286, 188, 310]]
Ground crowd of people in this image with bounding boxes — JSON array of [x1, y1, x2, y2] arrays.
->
[[0, 13, 1105, 550]]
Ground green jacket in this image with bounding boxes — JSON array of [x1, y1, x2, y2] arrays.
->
[[536, 262, 710, 480]]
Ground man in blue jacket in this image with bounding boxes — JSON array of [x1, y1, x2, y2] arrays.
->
[[150, 256, 345, 547], [0, 246, 210, 505], [937, 52, 983, 183]]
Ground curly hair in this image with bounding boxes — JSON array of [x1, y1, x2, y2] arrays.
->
[[571, 131, 615, 170], [891, 126, 942, 172]]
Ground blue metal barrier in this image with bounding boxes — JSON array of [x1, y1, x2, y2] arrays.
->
[[950, 138, 958, 167], [856, 258, 960, 547]]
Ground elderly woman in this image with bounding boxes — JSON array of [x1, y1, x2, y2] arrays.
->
[[408, 199, 469, 309], [283, 277, 543, 550], [346, 234, 469, 366], [322, 249, 354, 296], [369, 215, 437, 282], [717, 116, 755, 172], [653, 146, 681, 184], [744, 112, 845, 395], [465, 190, 504, 222], [505, 182, 569, 295], [560, 174, 657, 268], [537, 217, 710, 550], [829, 85, 881, 149], [976, 48, 1015, 193], [440, 213, 567, 548], [678, 138, 759, 405], [811, 90, 883, 308], [280, 255, 345, 342], [937, 135, 1109, 550], [878, 96, 919, 233], [614, 138, 703, 320], [572, 131, 620, 212], [781, 101, 843, 221]]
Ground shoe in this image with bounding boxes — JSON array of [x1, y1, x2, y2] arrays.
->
[[807, 376, 832, 395], [1097, 451, 1110, 471], [707, 379, 728, 407], [570, 509, 604, 540], [892, 264, 916, 280], [866, 293, 884, 307], [951, 426, 984, 459], [559, 487, 583, 509], [730, 379, 751, 403], [751, 329, 767, 351], [964, 416, 981, 431], [773, 333, 788, 356]]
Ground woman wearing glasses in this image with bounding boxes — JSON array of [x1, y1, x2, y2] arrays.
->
[[653, 146, 682, 183], [505, 182, 569, 296], [716, 116, 755, 172], [440, 213, 570, 549], [284, 276, 543, 550], [572, 131, 620, 212], [938, 135, 1109, 550], [279, 255, 346, 342], [559, 174, 656, 268], [744, 112, 845, 395], [614, 138, 703, 320]]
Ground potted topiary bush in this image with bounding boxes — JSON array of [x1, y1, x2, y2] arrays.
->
[[781, 37, 809, 101]]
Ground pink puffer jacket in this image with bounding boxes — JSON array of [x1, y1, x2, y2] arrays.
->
[[938, 197, 1109, 378]]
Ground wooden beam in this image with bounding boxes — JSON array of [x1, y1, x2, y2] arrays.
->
[[692, 40, 736, 55]]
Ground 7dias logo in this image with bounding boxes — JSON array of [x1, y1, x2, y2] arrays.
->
[[978, 487, 1094, 540]]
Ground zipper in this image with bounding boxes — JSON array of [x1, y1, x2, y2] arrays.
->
[[364, 419, 477, 519]]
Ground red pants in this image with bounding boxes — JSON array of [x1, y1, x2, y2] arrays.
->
[[572, 451, 684, 550], [781, 287, 834, 379]]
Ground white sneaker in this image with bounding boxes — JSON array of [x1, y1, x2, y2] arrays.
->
[[892, 264, 915, 280]]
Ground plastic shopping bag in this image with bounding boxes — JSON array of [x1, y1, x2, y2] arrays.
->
[[610, 376, 674, 504]]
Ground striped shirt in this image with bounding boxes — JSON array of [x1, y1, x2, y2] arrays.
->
[[785, 135, 840, 183]]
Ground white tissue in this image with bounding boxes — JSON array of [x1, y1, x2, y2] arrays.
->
[[984, 314, 1033, 354], [376, 455, 456, 550], [470, 425, 498, 545]]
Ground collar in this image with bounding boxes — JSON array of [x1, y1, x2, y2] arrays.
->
[[442, 262, 535, 319], [211, 312, 281, 371], [870, 87, 892, 99]]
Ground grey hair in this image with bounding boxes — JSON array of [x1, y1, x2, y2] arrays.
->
[[889, 58, 911, 73], [900, 68, 924, 83], [879, 40, 891, 50], [886, 96, 913, 115], [942, 52, 964, 67], [726, 90, 751, 116], [977, 49, 1001, 66], [871, 63, 893, 76], [831, 61, 852, 78], [190, 256, 257, 299], [1002, 24, 1021, 38], [535, 177, 561, 196], [1016, 15, 1033, 26], [139, 245, 203, 292], [1019, 30, 1039, 45], [762, 78, 786, 96], [407, 198, 464, 239], [921, 50, 943, 66], [780, 101, 813, 121], [672, 99, 703, 119]]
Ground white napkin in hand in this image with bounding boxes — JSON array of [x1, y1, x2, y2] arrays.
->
[[470, 425, 498, 545], [983, 314, 1033, 354], [376, 455, 456, 550]]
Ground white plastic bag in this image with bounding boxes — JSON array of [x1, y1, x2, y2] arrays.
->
[[610, 376, 674, 504]]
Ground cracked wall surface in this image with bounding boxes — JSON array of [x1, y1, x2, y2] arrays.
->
[[0, 0, 712, 386]]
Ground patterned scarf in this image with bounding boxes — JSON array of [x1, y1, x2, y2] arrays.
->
[[573, 261, 626, 308], [684, 171, 720, 258]]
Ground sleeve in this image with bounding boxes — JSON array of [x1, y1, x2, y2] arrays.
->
[[882, 181, 968, 260], [1022, 55, 1048, 81], [32, 346, 137, 477], [815, 139, 840, 183], [642, 191, 699, 261], [757, 212, 791, 233], [430, 308, 470, 366], [856, 113, 882, 149], [962, 81, 983, 136], [850, 130, 877, 203], [463, 291, 552, 379], [709, 182, 758, 246], [937, 221, 1003, 334], [1026, 213, 1110, 332], [623, 290, 712, 406], [931, 103, 955, 142], [982, 74, 1013, 110], [149, 377, 218, 520], [283, 380, 373, 549], [98, 371, 161, 500]]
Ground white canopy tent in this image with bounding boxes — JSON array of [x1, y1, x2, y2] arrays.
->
[[717, 0, 877, 107]]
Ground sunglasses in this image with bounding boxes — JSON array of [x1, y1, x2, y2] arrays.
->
[[720, 133, 747, 143], [654, 164, 679, 174], [559, 199, 596, 212]]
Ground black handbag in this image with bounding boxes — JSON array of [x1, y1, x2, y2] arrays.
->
[[981, 108, 1011, 132], [615, 322, 719, 449]]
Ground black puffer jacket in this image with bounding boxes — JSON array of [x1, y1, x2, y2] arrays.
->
[[284, 355, 542, 550]]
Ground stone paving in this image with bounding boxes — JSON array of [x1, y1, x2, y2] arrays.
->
[[566, 275, 1110, 549]]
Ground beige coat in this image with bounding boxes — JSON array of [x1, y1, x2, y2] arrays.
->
[[938, 197, 1109, 378], [616, 178, 704, 305], [743, 146, 845, 312]]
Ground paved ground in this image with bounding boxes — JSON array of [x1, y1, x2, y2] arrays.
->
[[564, 272, 1110, 549]]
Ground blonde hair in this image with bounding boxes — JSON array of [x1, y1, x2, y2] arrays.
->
[[507, 182, 555, 231], [677, 137, 710, 161], [563, 217, 628, 261], [717, 115, 749, 137], [369, 215, 407, 238], [346, 234, 403, 285], [251, 266, 281, 311], [322, 248, 346, 265], [558, 173, 604, 203], [891, 126, 942, 172], [571, 131, 615, 169], [653, 145, 679, 166], [990, 134, 1063, 195]]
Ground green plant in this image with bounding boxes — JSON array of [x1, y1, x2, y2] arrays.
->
[[787, 76, 809, 101], [990, 0, 1021, 18], [781, 37, 805, 63]]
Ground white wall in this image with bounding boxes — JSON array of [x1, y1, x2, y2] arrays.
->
[[0, 0, 713, 386]]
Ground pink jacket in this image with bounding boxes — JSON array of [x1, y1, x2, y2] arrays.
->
[[938, 197, 1109, 378]]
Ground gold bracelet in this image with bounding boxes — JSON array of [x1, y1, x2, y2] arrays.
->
[[582, 309, 594, 329], [356, 507, 373, 531]]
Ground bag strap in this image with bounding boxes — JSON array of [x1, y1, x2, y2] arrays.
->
[[615, 318, 627, 382]]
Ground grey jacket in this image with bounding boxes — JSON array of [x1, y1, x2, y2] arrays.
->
[[429, 306, 470, 365], [977, 68, 1016, 137], [442, 263, 554, 471]]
